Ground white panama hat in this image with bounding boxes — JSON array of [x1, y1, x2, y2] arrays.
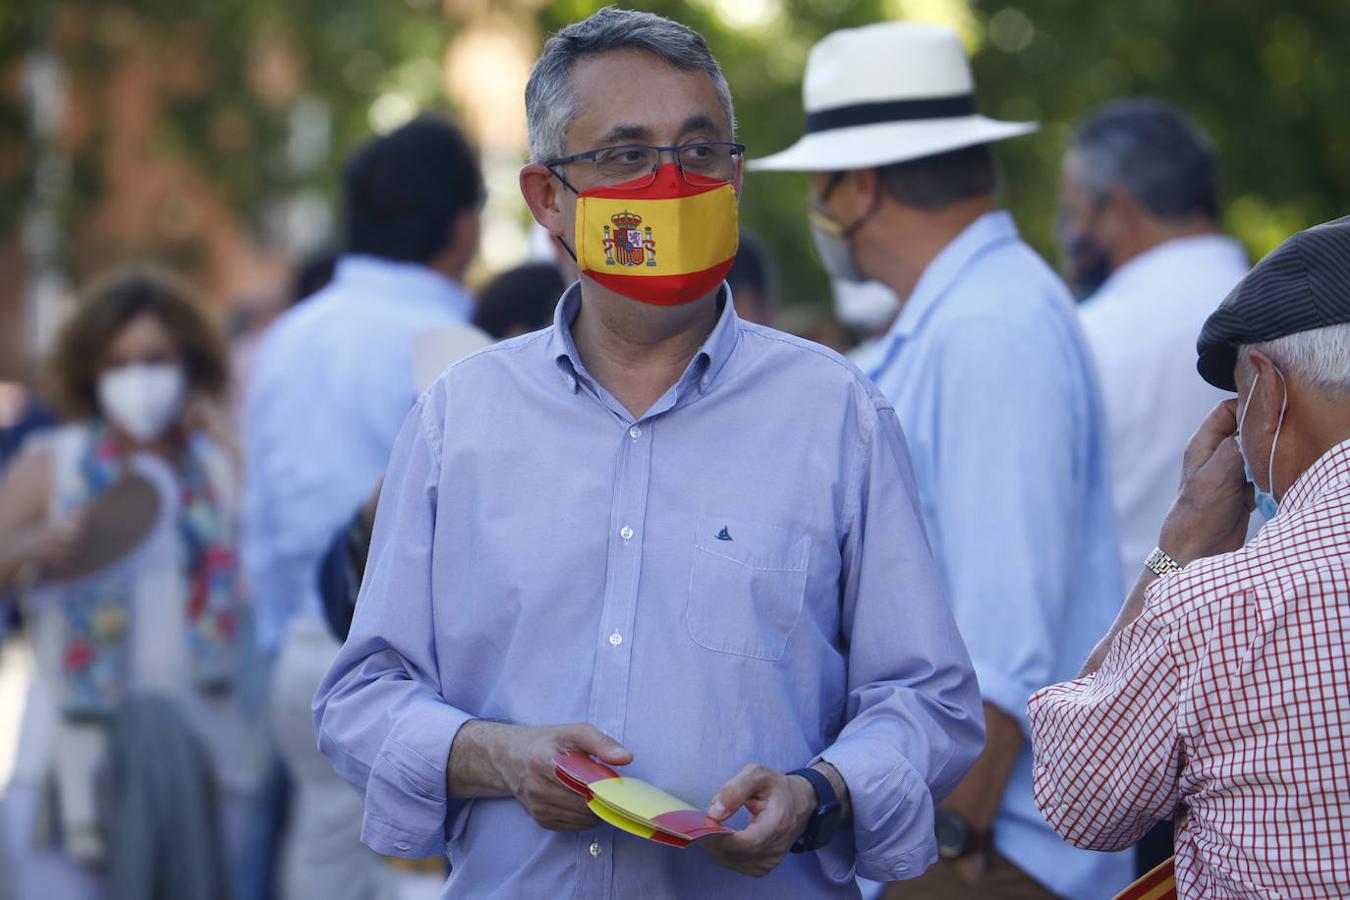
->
[[750, 22, 1037, 172]]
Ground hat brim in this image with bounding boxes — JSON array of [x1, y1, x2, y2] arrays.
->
[[748, 116, 1038, 172]]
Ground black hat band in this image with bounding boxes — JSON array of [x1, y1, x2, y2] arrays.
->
[[805, 94, 977, 134]]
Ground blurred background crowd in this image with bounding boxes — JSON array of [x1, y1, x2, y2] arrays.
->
[[1, 1, 1348, 899]]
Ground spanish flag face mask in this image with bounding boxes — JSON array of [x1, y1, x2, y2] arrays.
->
[[571, 162, 739, 306]]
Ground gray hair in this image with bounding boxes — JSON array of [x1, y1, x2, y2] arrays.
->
[[524, 7, 736, 164], [1070, 98, 1219, 221], [1242, 323, 1350, 395]]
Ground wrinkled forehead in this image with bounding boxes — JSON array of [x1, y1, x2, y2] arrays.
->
[[563, 49, 732, 155]]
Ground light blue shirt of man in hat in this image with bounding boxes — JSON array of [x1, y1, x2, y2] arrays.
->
[[753, 22, 1132, 900]]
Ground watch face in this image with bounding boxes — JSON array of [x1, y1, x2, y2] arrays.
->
[[816, 803, 842, 847], [934, 811, 971, 859]]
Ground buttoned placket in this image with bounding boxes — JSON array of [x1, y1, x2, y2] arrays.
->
[[574, 409, 657, 897], [569, 359, 709, 896]]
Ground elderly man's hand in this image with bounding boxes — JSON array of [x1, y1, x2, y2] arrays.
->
[[500, 723, 632, 832], [1159, 400, 1254, 565], [700, 765, 817, 877]]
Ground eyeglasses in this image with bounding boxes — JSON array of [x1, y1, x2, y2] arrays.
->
[[544, 141, 745, 192], [809, 171, 849, 237]]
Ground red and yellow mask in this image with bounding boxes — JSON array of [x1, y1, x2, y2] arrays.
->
[[573, 163, 739, 306]]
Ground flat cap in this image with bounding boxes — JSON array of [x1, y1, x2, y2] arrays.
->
[[1197, 215, 1350, 390]]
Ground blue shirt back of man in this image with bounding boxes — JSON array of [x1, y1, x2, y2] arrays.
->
[[243, 254, 473, 652], [860, 211, 1132, 898]]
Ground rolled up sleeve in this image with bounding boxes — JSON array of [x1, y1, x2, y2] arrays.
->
[[313, 394, 472, 858], [1027, 592, 1181, 852], [817, 400, 984, 883]]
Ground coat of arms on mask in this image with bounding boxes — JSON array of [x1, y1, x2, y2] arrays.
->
[[603, 211, 657, 267]]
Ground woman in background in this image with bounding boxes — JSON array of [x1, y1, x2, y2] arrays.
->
[[0, 267, 259, 898]]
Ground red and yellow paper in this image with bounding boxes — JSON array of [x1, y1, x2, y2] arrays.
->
[[553, 752, 735, 848], [1114, 857, 1177, 900]]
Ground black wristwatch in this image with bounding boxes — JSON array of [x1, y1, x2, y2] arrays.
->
[[934, 809, 991, 860], [787, 767, 843, 853]]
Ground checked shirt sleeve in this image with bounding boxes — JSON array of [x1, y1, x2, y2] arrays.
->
[[1027, 593, 1183, 852]]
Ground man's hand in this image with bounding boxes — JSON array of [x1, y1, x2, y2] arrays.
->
[[502, 723, 632, 831], [1081, 402, 1255, 677], [1159, 400, 1253, 565], [448, 720, 632, 832], [700, 765, 817, 878]]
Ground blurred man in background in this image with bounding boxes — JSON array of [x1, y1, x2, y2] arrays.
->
[[1062, 99, 1250, 591], [243, 115, 484, 900], [318, 259, 565, 647], [754, 22, 1130, 898]]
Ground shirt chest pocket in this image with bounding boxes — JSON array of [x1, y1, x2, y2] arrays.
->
[[685, 515, 811, 661]]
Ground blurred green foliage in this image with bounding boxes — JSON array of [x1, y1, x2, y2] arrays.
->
[[5, 0, 1349, 305], [965, 0, 1350, 269], [1, 0, 456, 273], [540, 0, 1350, 305]]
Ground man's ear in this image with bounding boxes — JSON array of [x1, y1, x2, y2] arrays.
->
[[850, 167, 879, 215], [1097, 186, 1140, 247], [427, 210, 481, 280], [521, 164, 567, 236], [1246, 349, 1286, 435], [454, 209, 481, 260]]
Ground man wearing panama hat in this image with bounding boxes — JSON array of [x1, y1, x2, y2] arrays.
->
[[753, 22, 1132, 899]]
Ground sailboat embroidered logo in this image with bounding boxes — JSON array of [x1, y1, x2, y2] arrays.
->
[[715, 526, 733, 541]]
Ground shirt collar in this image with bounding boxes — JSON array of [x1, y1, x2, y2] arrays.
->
[[864, 210, 1020, 380], [331, 254, 474, 320], [546, 281, 741, 398], [1091, 234, 1248, 300], [874, 209, 1020, 349], [1278, 438, 1350, 516]]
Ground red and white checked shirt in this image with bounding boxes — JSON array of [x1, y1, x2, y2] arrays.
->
[[1028, 439, 1350, 898]]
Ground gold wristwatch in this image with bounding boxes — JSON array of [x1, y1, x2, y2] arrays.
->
[[1144, 546, 1182, 578]]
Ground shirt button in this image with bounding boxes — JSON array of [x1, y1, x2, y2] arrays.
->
[[629, 426, 642, 439], [589, 841, 603, 857], [619, 525, 634, 541], [609, 631, 623, 647], [394, 841, 411, 852]]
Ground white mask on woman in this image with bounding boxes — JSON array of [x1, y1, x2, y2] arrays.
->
[[97, 363, 187, 442]]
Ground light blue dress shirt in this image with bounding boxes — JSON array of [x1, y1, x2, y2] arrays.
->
[[858, 212, 1133, 898], [243, 255, 474, 652], [313, 286, 984, 898]]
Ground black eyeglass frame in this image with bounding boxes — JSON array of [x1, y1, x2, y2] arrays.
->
[[543, 141, 747, 193]]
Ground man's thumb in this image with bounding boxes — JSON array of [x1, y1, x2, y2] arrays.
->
[[574, 724, 633, 766]]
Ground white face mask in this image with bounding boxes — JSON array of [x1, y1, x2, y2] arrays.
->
[[831, 279, 899, 331], [97, 363, 187, 442], [811, 221, 870, 285]]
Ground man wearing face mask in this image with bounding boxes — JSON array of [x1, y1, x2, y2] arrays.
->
[[753, 22, 1129, 899], [1029, 215, 1350, 897], [314, 9, 983, 897], [1062, 100, 1251, 594]]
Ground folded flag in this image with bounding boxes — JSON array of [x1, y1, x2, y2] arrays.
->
[[553, 751, 736, 847], [1114, 857, 1177, 900]]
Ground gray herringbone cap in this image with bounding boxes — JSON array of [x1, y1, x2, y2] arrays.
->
[[1198, 215, 1350, 390]]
